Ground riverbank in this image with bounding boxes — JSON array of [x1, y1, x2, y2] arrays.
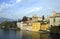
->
[[0, 27, 20, 31]]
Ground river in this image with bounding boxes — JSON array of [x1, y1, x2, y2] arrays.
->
[[0, 29, 60, 39]]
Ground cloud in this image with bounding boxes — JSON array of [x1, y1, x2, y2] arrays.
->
[[26, 7, 43, 14], [0, 0, 23, 12], [23, 7, 54, 16], [15, 0, 22, 3], [0, 2, 15, 12]]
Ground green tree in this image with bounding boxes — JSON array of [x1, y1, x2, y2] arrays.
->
[[1, 21, 8, 28], [22, 16, 28, 21], [30, 18, 32, 20], [50, 26, 60, 34], [42, 15, 45, 20]]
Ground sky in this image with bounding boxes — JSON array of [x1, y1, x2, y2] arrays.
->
[[0, 0, 60, 20]]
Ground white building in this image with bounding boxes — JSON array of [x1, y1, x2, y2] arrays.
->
[[17, 22, 28, 30], [17, 22, 23, 29], [49, 11, 60, 26]]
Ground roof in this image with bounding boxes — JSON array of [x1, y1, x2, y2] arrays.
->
[[49, 13, 60, 18]]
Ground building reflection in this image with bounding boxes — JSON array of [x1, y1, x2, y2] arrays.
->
[[40, 33, 49, 39], [16, 31, 60, 39], [22, 31, 31, 39], [31, 32, 49, 39], [31, 32, 40, 39], [21, 31, 49, 39]]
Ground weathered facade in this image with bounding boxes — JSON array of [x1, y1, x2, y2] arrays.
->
[[49, 11, 60, 26], [17, 14, 49, 31]]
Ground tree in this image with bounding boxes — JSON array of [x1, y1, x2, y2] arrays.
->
[[42, 15, 45, 20], [1, 21, 8, 29], [22, 16, 28, 21], [30, 18, 32, 20], [1, 21, 17, 29], [18, 19, 22, 22], [50, 26, 60, 34]]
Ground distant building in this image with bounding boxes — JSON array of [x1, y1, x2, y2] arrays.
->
[[31, 22, 40, 31], [17, 22, 28, 30], [32, 14, 42, 21], [40, 21, 49, 31], [49, 11, 60, 26], [17, 14, 49, 31]]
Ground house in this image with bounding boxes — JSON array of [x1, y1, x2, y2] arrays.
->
[[30, 14, 49, 31], [31, 15, 41, 31], [49, 11, 60, 26], [31, 22, 41, 31], [40, 21, 49, 31], [17, 22, 28, 30], [17, 14, 49, 31]]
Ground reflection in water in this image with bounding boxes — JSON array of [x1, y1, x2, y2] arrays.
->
[[40, 33, 49, 39], [31, 32, 40, 39], [21, 31, 60, 39], [49, 34, 60, 39], [22, 31, 31, 39], [21, 31, 49, 39], [0, 29, 60, 39]]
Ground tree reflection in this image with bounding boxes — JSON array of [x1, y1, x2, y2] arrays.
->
[[49, 34, 60, 39]]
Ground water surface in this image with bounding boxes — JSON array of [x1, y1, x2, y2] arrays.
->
[[0, 29, 60, 39]]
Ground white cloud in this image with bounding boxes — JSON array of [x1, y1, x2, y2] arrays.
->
[[26, 7, 43, 14], [0, 2, 15, 12], [15, 0, 22, 3], [0, 0, 22, 12]]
